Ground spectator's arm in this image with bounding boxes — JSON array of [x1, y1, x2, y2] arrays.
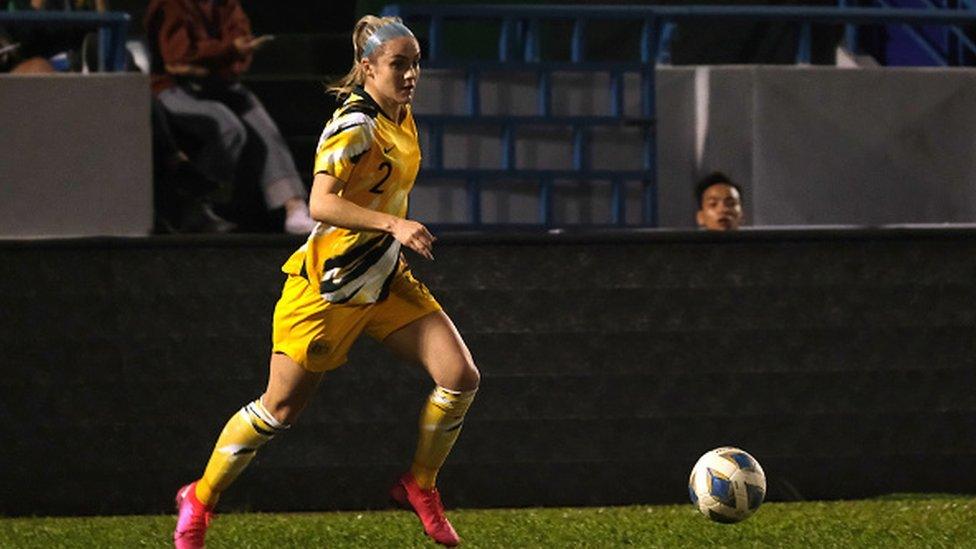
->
[[165, 62, 209, 77], [155, 3, 240, 70], [225, 0, 253, 75]]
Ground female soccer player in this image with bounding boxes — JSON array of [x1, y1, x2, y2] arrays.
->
[[173, 15, 480, 548]]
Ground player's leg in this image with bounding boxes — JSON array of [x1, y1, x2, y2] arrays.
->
[[195, 353, 324, 505], [174, 353, 322, 549], [382, 310, 479, 547], [175, 269, 361, 549], [385, 308, 480, 392], [385, 310, 479, 485]]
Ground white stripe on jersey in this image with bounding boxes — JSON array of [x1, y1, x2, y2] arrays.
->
[[321, 239, 401, 304], [315, 111, 376, 167]]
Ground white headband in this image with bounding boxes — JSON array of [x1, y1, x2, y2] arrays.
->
[[361, 21, 415, 60]]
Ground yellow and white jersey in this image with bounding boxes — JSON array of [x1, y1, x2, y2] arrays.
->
[[281, 87, 422, 304]]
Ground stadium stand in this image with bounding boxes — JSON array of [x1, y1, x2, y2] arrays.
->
[[212, 2, 976, 230]]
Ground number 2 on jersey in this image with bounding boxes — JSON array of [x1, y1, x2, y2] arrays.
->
[[370, 161, 391, 194]]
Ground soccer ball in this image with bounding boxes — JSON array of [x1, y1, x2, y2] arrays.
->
[[688, 446, 766, 523]]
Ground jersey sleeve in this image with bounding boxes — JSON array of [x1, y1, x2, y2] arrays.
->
[[313, 111, 376, 183]]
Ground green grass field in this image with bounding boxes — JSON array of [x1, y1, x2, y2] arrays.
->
[[3, 496, 973, 548]]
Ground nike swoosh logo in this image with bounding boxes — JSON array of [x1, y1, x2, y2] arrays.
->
[[383, 145, 394, 154]]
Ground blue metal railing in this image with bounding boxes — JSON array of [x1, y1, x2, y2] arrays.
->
[[843, 0, 976, 66], [382, 4, 976, 228], [0, 10, 130, 72]]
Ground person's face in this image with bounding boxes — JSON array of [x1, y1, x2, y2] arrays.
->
[[363, 36, 421, 108], [697, 183, 743, 231]]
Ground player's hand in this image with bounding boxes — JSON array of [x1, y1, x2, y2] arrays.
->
[[391, 218, 436, 260], [233, 35, 274, 54]]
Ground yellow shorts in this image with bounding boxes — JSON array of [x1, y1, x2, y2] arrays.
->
[[271, 262, 442, 372]]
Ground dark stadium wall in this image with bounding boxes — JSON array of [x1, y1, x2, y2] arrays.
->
[[2, 229, 976, 516]]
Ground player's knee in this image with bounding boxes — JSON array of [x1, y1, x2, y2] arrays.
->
[[260, 394, 305, 426], [456, 360, 480, 392]]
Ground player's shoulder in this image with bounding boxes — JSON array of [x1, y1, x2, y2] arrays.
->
[[323, 109, 376, 141], [335, 88, 383, 122], [319, 93, 381, 147]]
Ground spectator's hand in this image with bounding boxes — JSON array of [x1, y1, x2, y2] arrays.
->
[[233, 35, 274, 55], [165, 63, 209, 77], [391, 218, 436, 260]]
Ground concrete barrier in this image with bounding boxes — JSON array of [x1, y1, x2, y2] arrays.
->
[[0, 73, 152, 238], [2, 228, 975, 515]]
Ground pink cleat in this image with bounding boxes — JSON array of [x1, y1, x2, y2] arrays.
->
[[390, 473, 461, 547], [173, 482, 213, 549]]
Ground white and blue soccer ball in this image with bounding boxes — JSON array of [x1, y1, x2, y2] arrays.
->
[[688, 446, 766, 523]]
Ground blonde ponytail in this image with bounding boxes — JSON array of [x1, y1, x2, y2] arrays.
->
[[327, 15, 411, 99]]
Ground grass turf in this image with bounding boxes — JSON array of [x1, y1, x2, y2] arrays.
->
[[2, 496, 973, 548]]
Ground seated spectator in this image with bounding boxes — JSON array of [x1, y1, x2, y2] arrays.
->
[[144, 0, 316, 234], [695, 171, 744, 231], [151, 98, 238, 233], [0, 29, 55, 73], [1, 0, 104, 73]]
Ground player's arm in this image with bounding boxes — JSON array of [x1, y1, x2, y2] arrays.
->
[[310, 172, 435, 260]]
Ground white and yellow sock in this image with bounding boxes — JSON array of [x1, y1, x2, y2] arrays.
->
[[194, 398, 288, 506], [410, 386, 477, 490]]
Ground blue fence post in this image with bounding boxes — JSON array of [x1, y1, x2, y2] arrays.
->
[[98, 26, 111, 72], [642, 125, 656, 227], [959, 13, 965, 65], [539, 178, 554, 227], [115, 20, 128, 71], [572, 125, 589, 171], [502, 123, 516, 171], [526, 18, 541, 62], [466, 68, 481, 115], [430, 123, 444, 171], [639, 18, 659, 119], [429, 15, 442, 62], [639, 16, 659, 226], [839, 0, 859, 55], [798, 22, 812, 64], [610, 70, 624, 117], [643, 178, 657, 227], [538, 70, 552, 116], [657, 22, 677, 64], [499, 17, 513, 62], [571, 18, 586, 62], [467, 177, 482, 225], [100, 20, 129, 71], [611, 177, 625, 225], [640, 18, 655, 63]]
